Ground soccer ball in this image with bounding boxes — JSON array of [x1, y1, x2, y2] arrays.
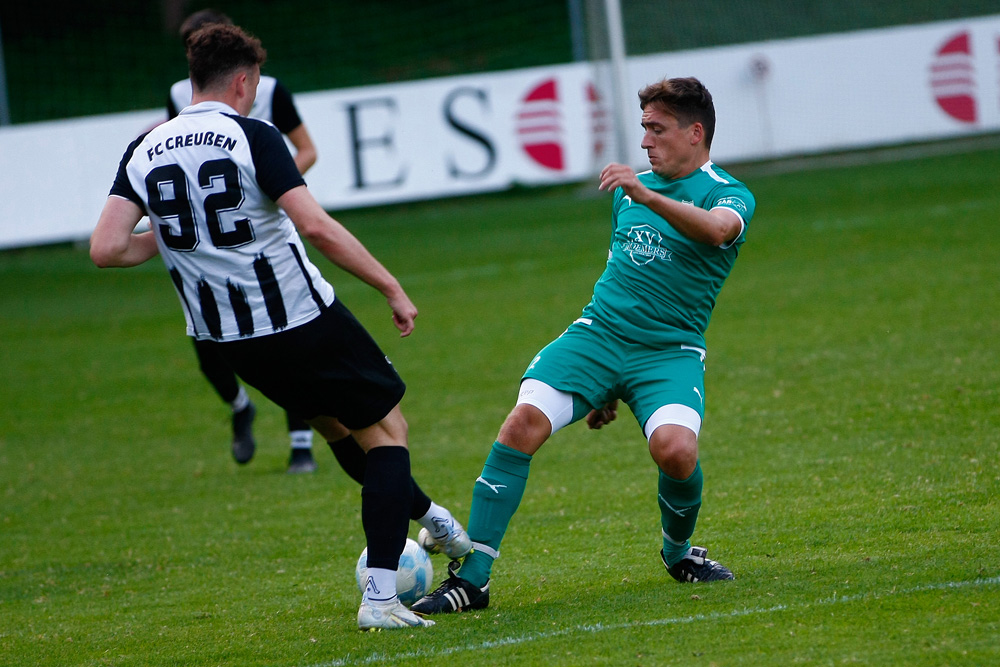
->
[[355, 538, 434, 607]]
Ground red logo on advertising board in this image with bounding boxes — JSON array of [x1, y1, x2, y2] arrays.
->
[[516, 78, 611, 171], [587, 82, 609, 160], [516, 79, 565, 170], [929, 31, 977, 123]]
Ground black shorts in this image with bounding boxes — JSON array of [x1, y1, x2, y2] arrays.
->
[[208, 299, 406, 430]]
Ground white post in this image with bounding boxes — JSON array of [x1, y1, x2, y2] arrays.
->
[[603, 0, 631, 164]]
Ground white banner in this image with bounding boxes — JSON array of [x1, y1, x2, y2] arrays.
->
[[294, 62, 610, 209], [624, 15, 1000, 165], [1, 15, 998, 249]]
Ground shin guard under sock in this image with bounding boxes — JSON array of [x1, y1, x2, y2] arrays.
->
[[658, 461, 703, 567], [361, 447, 413, 573], [460, 441, 532, 587]]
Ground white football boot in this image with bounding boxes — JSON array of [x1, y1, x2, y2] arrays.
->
[[357, 597, 435, 631], [417, 517, 472, 560]]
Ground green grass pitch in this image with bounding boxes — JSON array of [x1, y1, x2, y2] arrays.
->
[[1, 143, 998, 666]]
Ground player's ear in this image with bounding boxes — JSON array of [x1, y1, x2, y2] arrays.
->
[[689, 122, 704, 145], [234, 71, 248, 97]]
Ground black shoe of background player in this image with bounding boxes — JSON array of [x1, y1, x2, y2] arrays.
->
[[231, 402, 256, 464], [287, 448, 318, 474]]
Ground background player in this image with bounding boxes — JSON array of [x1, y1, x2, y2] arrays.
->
[[169, 9, 320, 473], [91, 23, 464, 629], [411, 76, 755, 615]]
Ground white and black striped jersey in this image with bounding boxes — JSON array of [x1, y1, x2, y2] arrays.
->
[[109, 101, 335, 342], [167, 75, 303, 134]]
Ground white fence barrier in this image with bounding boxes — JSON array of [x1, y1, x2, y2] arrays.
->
[[1, 15, 998, 249]]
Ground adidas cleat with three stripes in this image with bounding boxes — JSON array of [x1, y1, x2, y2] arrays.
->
[[662, 546, 735, 583]]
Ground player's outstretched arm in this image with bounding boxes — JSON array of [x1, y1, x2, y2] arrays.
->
[[277, 185, 417, 336], [90, 197, 160, 268]]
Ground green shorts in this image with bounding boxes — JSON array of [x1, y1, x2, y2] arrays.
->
[[522, 317, 707, 433]]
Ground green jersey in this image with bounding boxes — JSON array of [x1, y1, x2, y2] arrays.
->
[[583, 161, 755, 348]]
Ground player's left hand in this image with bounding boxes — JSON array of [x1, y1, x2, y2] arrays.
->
[[586, 400, 619, 430]]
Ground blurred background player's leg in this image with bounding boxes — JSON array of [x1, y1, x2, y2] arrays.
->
[[193, 339, 256, 464], [286, 412, 317, 473]]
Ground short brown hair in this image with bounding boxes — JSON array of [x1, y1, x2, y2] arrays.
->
[[186, 24, 266, 92], [638, 77, 716, 149]]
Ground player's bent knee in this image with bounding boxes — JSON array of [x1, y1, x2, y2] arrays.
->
[[646, 407, 701, 477], [497, 404, 551, 455], [348, 405, 410, 452], [649, 429, 696, 463], [308, 415, 349, 443]]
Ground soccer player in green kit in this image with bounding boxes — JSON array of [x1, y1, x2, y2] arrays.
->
[[411, 76, 755, 614]]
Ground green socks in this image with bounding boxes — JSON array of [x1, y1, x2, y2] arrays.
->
[[458, 441, 532, 587], [658, 461, 703, 567], [457, 444, 702, 581]]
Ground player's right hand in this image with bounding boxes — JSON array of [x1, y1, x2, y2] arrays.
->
[[388, 293, 418, 337]]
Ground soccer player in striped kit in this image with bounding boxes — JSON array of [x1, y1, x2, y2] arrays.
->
[[91, 23, 465, 630]]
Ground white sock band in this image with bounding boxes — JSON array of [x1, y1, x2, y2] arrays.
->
[[289, 429, 313, 449], [231, 386, 250, 412], [471, 542, 500, 559], [361, 566, 397, 603]]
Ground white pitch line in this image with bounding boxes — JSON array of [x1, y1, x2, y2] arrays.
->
[[302, 576, 1000, 667]]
